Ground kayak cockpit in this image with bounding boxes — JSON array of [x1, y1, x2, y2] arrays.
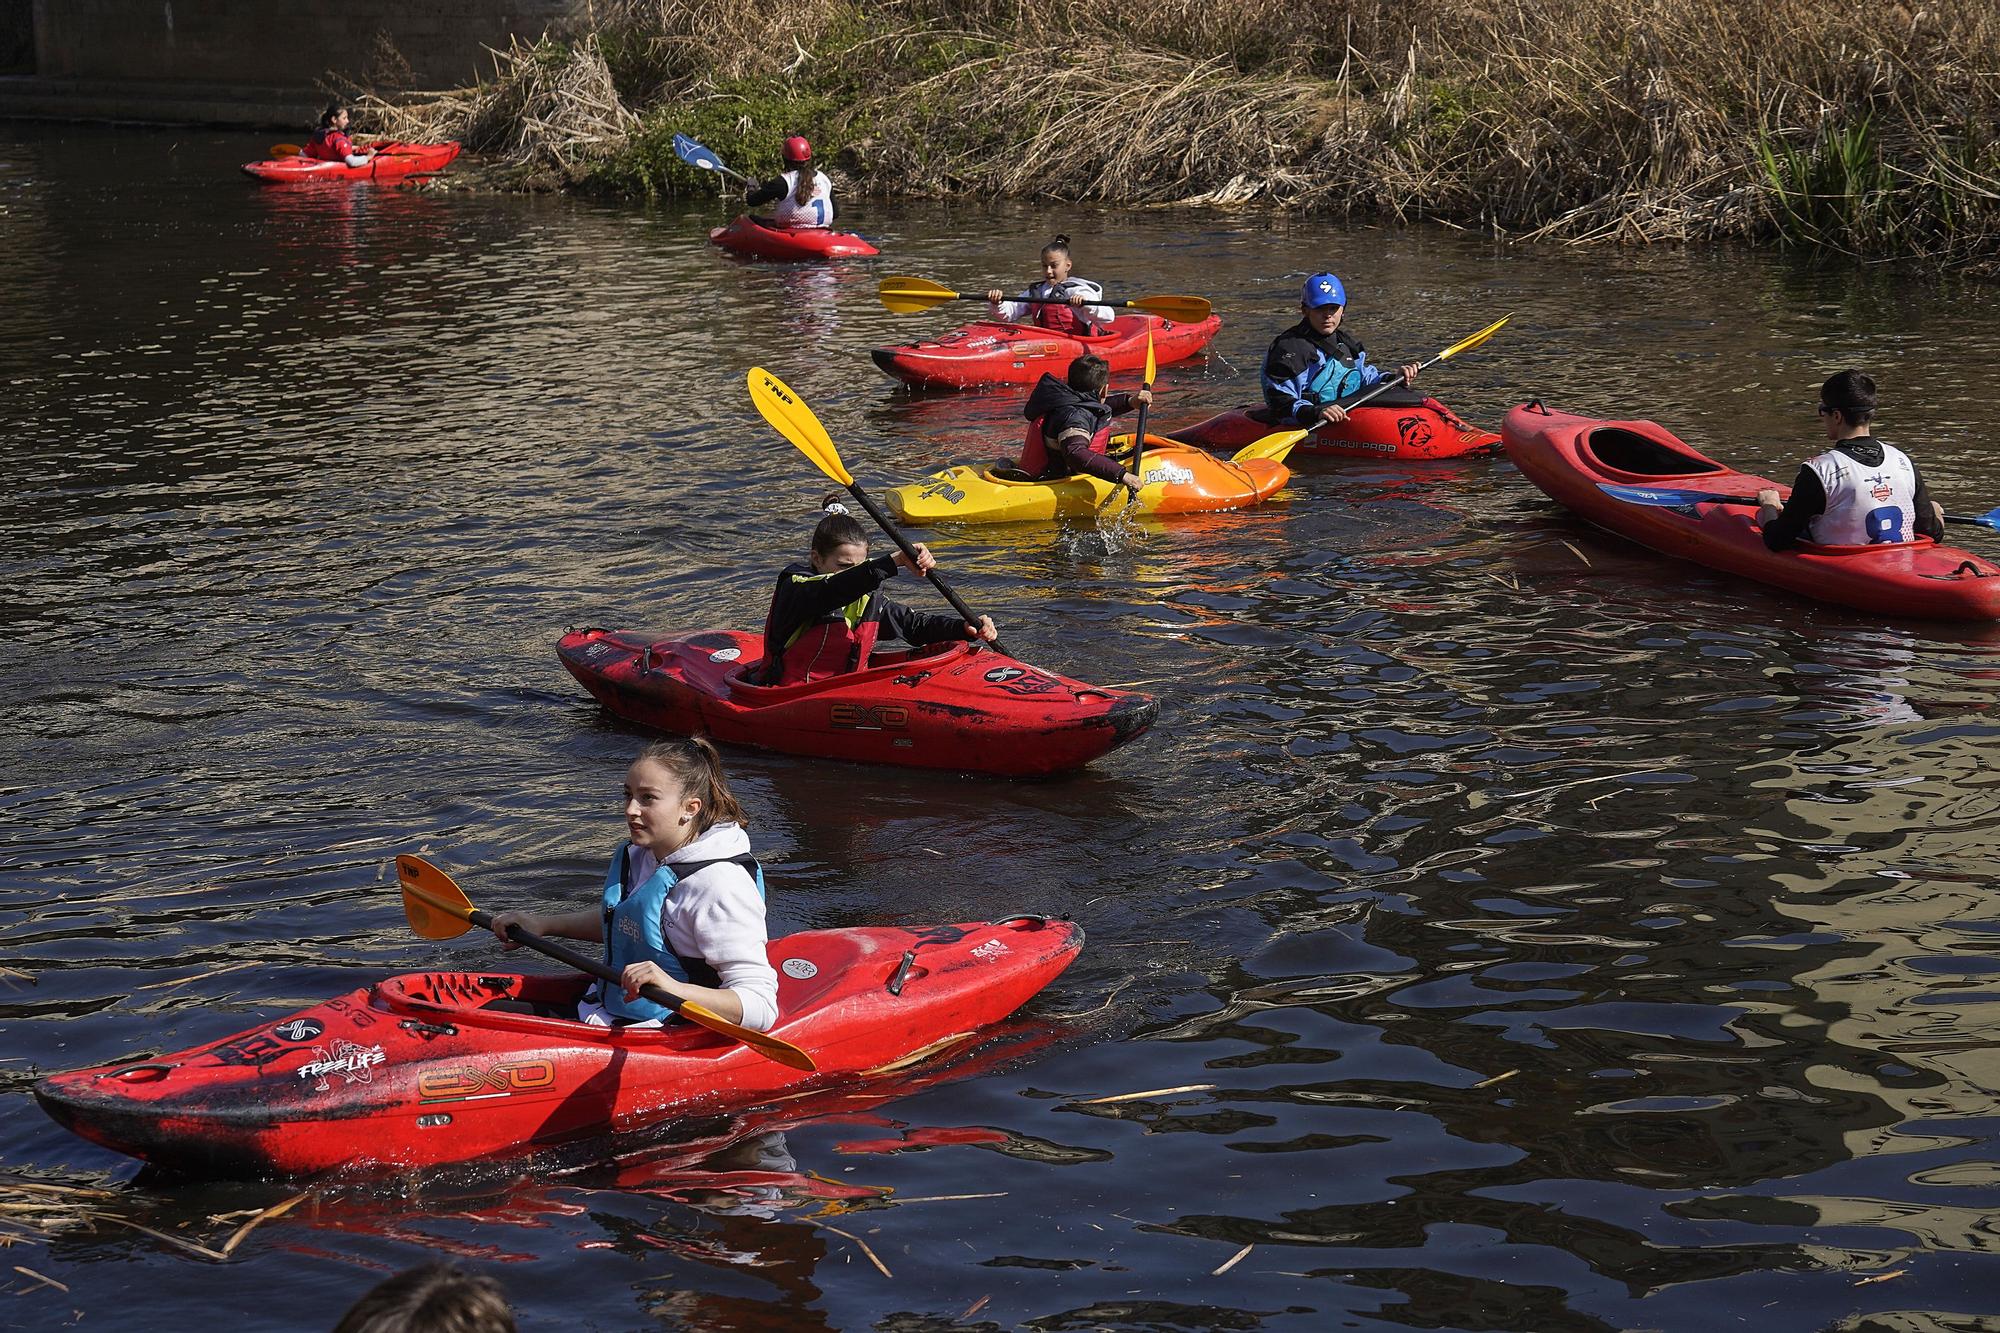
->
[[724, 638, 976, 701], [1583, 425, 1728, 479]]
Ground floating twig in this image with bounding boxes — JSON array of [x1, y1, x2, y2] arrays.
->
[[1077, 1083, 1215, 1105], [1212, 1243, 1254, 1275], [820, 1222, 893, 1277]]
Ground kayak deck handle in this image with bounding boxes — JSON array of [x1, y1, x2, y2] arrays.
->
[[887, 951, 919, 996], [102, 1063, 176, 1083]]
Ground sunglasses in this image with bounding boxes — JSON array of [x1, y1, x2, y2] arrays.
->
[[1816, 403, 1834, 415]]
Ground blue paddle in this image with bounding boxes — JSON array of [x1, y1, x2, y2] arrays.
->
[[1597, 482, 2000, 532], [672, 132, 752, 186]]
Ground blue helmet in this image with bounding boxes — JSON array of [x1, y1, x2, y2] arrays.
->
[[1301, 273, 1346, 309]]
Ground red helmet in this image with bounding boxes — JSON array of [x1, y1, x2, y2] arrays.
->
[[783, 136, 813, 164]]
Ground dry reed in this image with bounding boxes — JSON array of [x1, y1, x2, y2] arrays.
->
[[355, 0, 2000, 260]]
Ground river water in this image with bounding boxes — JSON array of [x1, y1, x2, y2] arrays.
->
[[5, 121, 2000, 1332]]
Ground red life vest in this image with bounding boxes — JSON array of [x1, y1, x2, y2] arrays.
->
[[304, 129, 355, 162], [1019, 417, 1114, 480], [1034, 300, 1096, 337], [770, 602, 882, 686]]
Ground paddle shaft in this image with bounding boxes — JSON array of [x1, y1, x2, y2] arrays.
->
[[466, 906, 691, 1014], [842, 483, 1012, 656], [1623, 487, 1994, 530]]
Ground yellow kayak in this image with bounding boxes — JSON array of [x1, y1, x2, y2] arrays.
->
[[886, 432, 1299, 525]]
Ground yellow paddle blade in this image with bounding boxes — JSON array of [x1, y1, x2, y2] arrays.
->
[[877, 275, 960, 314], [270, 143, 301, 158], [1143, 330, 1157, 385], [1230, 428, 1310, 465], [747, 367, 853, 486], [395, 855, 477, 941], [680, 1000, 818, 1071], [1126, 294, 1212, 324], [1438, 314, 1511, 361]]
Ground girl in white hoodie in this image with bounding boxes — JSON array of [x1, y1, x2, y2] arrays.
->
[[489, 738, 780, 1031]]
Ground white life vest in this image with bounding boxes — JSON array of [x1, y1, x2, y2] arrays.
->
[[1805, 440, 1919, 546], [770, 170, 835, 229]]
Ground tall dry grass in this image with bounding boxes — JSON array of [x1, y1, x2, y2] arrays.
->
[[361, 0, 2000, 259]]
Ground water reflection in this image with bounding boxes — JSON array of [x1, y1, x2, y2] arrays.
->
[[8, 121, 2000, 1331]]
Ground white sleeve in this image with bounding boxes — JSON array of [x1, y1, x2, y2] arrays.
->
[[344, 153, 372, 168], [996, 290, 1032, 323], [1076, 281, 1115, 325], [674, 869, 781, 1032]]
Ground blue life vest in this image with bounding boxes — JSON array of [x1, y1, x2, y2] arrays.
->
[[1305, 345, 1381, 404], [599, 843, 766, 1022]]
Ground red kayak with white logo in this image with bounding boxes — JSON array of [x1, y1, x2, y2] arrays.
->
[[1170, 390, 1501, 460], [556, 628, 1157, 776], [34, 917, 1082, 1177], [1503, 400, 2000, 620], [870, 314, 1222, 390]]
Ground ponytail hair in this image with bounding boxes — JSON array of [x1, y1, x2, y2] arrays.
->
[[1042, 233, 1073, 260], [638, 736, 748, 834], [318, 101, 346, 129], [793, 167, 814, 207]]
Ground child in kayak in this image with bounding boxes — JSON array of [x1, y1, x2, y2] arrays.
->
[[985, 235, 1116, 335], [303, 103, 378, 167], [758, 504, 997, 686], [1756, 370, 1945, 551], [1261, 273, 1422, 427], [743, 136, 835, 229], [488, 738, 780, 1031], [1017, 354, 1150, 494]]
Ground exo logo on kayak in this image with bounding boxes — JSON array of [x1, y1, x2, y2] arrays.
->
[[417, 1059, 556, 1103], [830, 703, 908, 730]]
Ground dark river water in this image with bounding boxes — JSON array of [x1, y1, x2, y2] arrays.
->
[[6, 122, 2000, 1332]]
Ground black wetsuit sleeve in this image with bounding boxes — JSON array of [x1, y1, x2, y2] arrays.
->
[[766, 554, 897, 639], [1761, 466, 1827, 551], [877, 598, 971, 646], [1911, 469, 1944, 541], [1056, 433, 1129, 484], [744, 177, 786, 207], [1106, 391, 1139, 415]]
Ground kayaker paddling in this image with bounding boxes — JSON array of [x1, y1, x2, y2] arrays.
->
[[985, 235, 1115, 335], [1016, 354, 1150, 493], [758, 505, 997, 687], [1261, 273, 1423, 427], [1756, 370, 1946, 550], [302, 102, 378, 167], [743, 135, 836, 230], [487, 738, 780, 1031]]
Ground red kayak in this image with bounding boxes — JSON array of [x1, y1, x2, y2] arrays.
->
[[35, 917, 1082, 1177], [708, 214, 879, 260], [1503, 401, 2000, 620], [1171, 391, 1500, 460], [557, 628, 1156, 776], [870, 313, 1223, 390], [241, 141, 461, 183]]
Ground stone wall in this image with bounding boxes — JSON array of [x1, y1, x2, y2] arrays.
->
[[30, 0, 578, 89]]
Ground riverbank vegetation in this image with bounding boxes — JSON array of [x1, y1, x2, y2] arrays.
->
[[365, 0, 2000, 263]]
